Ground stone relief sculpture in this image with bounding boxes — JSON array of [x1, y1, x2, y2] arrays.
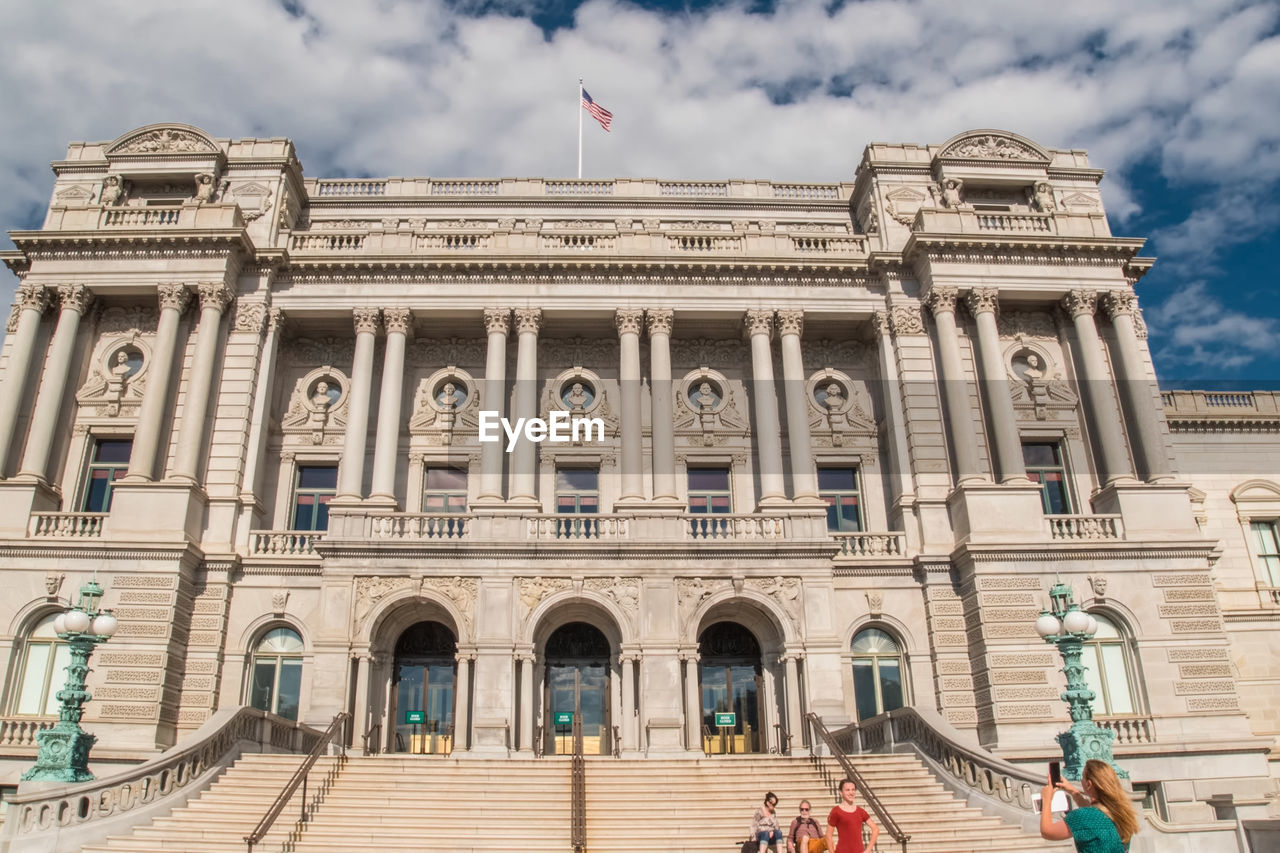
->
[[229, 182, 274, 222], [421, 576, 477, 638], [677, 577, 730, 629], [747, 576, 802, 628], [354, 576, 416, 627], [282, 368, 349, 444], [806, 371, 876, 445], [941, 178, 964, 208], [672, 370, 748, 445], [77, 342, 146, 417], [410, 369, 480, 444], [584, 576, 641, 617], [941, 133, 1041, 161], [194, 173, 216, 203], [99, 175, 124, 206], [115, 127, 216, 154], [1007, 348, 1077, 420], [1031, 182, 1057, 213], [519, 576, 572, 614]]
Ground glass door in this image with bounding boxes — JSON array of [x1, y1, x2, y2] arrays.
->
[[392, 621, 457, 754], [543, 622, 612, 756], [698, 622, 764, 754]]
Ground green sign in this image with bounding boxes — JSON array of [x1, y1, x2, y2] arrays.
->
[[404, 710, 425, 724], [553, 711, 574, 725], [714, 712, 736, 727]]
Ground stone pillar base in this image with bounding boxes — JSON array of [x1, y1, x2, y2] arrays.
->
[[1091, 481, 1200, 538], [0, 479, 61, 537], [465, 717, 510, 756], [106, 481, 207, 543], [947, 481, 1045, 544], [645, 717, 691, 755]]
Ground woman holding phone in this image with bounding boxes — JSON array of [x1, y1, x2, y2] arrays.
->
[[1040, 759, 1139, 852]]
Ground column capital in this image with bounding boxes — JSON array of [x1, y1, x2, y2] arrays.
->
[[514, 308, 543, 335], [871, 310, 890, 336], [157, 283, 192, 314], [743, 309, 774, 339], [196, 282, 234, 314], [1101, 290, 1137, 319], [382, 307, 413, 336], [645, 308, 674, 337], [1062, 289, 1099, 318], [923, 286, 959, 315], [483, 308, 511, 335], [964, 287, 1000, 317], [56, 284, 93, 315], [353, 307, 382, 335], [16, 283, 49, 314], [268, 307, 286, 333], [776, 309, 804, 337], [614, 309, 644, 337]]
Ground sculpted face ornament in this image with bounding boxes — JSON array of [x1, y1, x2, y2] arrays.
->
[[312, 381, 333, 409], [822, 383, 846, 411]]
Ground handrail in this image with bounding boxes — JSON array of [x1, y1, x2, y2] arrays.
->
[[245, 712, 349, 852], [570, 716, 586, 853], [363, 722, 382, 755], [807, 713, 909, 852]]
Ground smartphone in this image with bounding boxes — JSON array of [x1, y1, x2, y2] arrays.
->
[[1049, 761, 1062, 785]]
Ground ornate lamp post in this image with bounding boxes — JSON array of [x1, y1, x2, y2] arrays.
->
[[1035, 579, 1127, 781], [22, 579, 118, 783]]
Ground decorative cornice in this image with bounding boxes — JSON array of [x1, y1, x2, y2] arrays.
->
[[888, 305, 924, 336], [743, 309, 774, 339], [965, 287, 999, 317], [514, 308, 543, 335], [1101, 290, 1137, 319], [923, 286, 958, 315], [1061, 289, 1098, 318], [196, 282, 234, 314], [382, 307, 413, 336], [483, 308, 511, 336], [776, 309, 804, 337], [614, 309, 644, 337], [233, 300, 269, 335], [645, 309, 674, 337], [353, 307, 382, 335], [157, 283, 192, 314]]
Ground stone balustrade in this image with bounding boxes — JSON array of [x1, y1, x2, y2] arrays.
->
[[832, 532, 907, 558], [302, 176, 851, 200], [1045, 514, 1124, 541], [249, 530, 322, 556], [1097, 714, 1155, 744], [0, 717, 54, 748], [29, 512, 108, 538], [686, 513, 788, 541], [912, 207, 1110, 238], [41, 203, 244, 232], [527, 514, 630, 541], [367, 514, 469, 541]]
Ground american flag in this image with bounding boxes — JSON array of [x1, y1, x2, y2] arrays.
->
[[581, 88, 613, 132]]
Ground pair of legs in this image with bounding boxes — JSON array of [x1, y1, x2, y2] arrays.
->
[[757, 829, 782, 852]]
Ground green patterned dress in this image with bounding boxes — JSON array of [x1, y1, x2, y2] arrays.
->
[[1063, 806, 1128, 852]]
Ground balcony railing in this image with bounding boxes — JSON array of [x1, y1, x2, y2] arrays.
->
[[832, 532, 907, 558], [1044, 514, 1123, 541], [0, 717, 54, 747], [1097, 715, 1155, 745], [369, 514, 469, 541], [28, 512, 107, 538], [249, 530, 322, 556], [528, 515, 630, 541], [687, 514, 787, 541]]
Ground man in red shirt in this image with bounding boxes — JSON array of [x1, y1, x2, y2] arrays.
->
[[824, 779, 879, 853]]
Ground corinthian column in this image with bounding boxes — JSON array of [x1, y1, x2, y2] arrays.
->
[[0, 285, 50, 476], [777, 310, 818, 499], [965, 288, 1025, 483], [336, 308, 381, 500], [127, 284, 191, 481], [646, 310, 677, 502], [478, 309, 510, 501], [745, 310, 786, 504], [370, 308, 412, 503], [510, 308, 542, 503], [1063, 290, 1133, 485], [18, 285, 93, 482], [924, 287, 983, 484], [1102, 291, 1172, 482], [616, 309, 645, 502], [172, 282, 234, 483]]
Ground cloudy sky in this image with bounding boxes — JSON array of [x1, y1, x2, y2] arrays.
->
[[1, 0, 1277, 385]]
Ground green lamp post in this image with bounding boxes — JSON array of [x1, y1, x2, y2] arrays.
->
[[22, 579, 118, 784], [1035, 579, 1127, 782]]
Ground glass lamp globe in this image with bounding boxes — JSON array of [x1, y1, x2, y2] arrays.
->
[[1063, 609, 1091, 634], [1085, 615, 1099, 637], [53, 613, 68, 635], [91, 612, 118, 637], [63, 609, 91, 634], [1035, 613, 1062, 638]]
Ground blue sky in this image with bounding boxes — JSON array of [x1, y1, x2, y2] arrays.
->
[[0, 0, 1277, 386]]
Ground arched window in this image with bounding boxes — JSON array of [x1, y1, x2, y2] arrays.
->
[[249, 627, 303, 721], [850, 628, 906, 721], [9, 614, 69, 716], [1081, 614, 1136, 716]]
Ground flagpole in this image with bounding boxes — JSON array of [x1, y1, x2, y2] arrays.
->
[[577, 78, 583, 179]]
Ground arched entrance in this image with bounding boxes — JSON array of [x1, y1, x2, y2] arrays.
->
[[544, 622, 611, 755], [392, 621, 457, 754], [699, 621, 764, 754]]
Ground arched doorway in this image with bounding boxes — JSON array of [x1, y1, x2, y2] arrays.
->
[[699, 622, 764, 754], [544, 622, 611, 755], [392, 621, 457, 754]]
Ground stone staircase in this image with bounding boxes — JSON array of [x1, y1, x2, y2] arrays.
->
[[81, 751, 1067, 853]]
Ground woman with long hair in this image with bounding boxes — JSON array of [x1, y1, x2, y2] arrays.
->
[[1040, 759, 1139, 852]]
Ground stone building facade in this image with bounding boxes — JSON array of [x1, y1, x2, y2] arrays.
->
[[0, 123, 1274, 822]]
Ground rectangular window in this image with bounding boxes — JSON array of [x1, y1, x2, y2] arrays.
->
[[1252, 521, 1280, 587], [81, 438, 132, 512], [818, 467, 862, 532], [292, 466, 338, 531], [687, 468, 732, 515], [556, 468, 599, 514], [423, 465, 468, 513], [1023, 441, 1072, 514]]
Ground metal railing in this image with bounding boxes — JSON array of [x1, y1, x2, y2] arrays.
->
[[244, 712, 350, 852], [570, 716, 586, 853], [807, 713, 909, 852], [363, 722, 382, 755]]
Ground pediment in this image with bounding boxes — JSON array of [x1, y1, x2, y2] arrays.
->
[[232, 181, 271, 198], [106, 123, 219, 156], [1231, 479, 1280, 504], [1060, 192, 1099, 209], [55, 185, 94, 203], [938, 130, 1050, 164], [885, 187, 926, 202]]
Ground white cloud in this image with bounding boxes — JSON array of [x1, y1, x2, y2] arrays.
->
[[1145, 281, 1279, 371]]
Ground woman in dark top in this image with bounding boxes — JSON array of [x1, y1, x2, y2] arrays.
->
[[1040, 759, 1139, 852]]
